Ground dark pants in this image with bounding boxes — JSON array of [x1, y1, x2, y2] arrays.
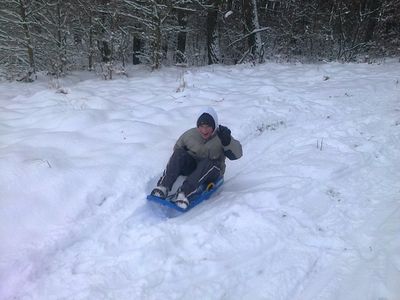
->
[[158, 148, 221, 197]]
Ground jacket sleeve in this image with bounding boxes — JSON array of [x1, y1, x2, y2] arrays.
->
[[173, 133, 185, 151], [223, 136, 243, 160], [173, 129, 192, 152]]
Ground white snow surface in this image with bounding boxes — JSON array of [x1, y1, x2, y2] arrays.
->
[[0, 62, 399, 300]]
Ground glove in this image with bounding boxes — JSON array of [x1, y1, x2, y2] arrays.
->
[[218, 125, 231, 146]]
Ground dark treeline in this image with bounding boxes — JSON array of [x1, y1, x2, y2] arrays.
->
[[1, 0, 399, 81]]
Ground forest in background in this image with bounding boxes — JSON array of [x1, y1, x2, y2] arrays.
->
[[1, 0, 399, 81]]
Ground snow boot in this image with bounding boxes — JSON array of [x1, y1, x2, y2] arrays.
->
[[173, 192, 189, 209], [151, 186, 168, 199]]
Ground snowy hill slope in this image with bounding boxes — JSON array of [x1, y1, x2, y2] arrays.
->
[[0, 62, 399, 299]]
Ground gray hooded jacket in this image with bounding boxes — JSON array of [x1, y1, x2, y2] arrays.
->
[[173, 108, 243, 175]]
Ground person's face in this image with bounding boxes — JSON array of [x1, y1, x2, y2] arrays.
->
[[198, 124, 213, 140]]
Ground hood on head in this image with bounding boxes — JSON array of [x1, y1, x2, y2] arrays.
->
[[197, 107, 218, 133]]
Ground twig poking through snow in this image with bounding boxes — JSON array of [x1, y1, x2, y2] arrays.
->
[[317, 138, 324, 151]]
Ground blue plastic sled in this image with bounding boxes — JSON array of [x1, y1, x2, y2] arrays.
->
[[147, 177, 224, 213]]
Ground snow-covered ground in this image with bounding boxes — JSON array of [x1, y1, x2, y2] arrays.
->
[[0, 61, 399, 300]]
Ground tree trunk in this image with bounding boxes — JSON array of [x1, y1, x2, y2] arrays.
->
[[132, 36, 141, 65], [152, 18, 162, 69], [364, 0, 382, 42], [243, 0, 263, 62], [206, 2, 220, 64], [176, 10, 187, 64], [19, 0, 35, 78], [88, 15, 94, 70], [99, 0, 112, 63], [56, 1, 66, 75]]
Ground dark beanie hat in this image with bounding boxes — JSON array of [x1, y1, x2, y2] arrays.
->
[[197, 113, 215, 130]]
